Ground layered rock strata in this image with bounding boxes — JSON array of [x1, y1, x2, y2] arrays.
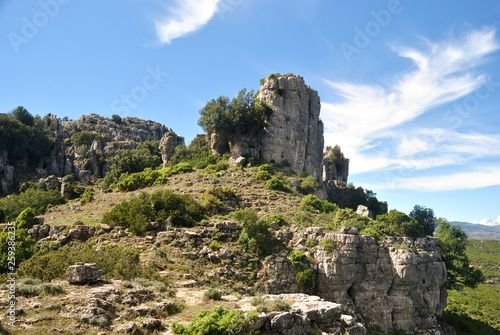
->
[[263, 228, 448, 334]]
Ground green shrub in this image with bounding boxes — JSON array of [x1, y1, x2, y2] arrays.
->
[[204, 162, 229, 174], [250, 294, 266, 306], [80, 188, 94, 204], [155, 249, 168, 259], [319, 238, 336, 253], [204, 288, 222, 301], [202, 187, 240, 214], [15, 207, 36, 229], [266, 176, 292, 193], [116, 168, 160, 192], [301, 195, 337, 213], [102, 190, 204, 234], [16, 284, 39, 297], [18, 242, 155, 282], [103, 142, 162, 187], [304, 239, 318, 248], [237, 212, 275, 257], [0, 188, 65, 222], [233, 210, 259, 224], [263, 213, 287, 227], [18, 277, 42, 285], [201, 194, 224, 215], [39, 283, 64, 295], [256, 305, 268, 313], [209, 241, 222, 251], [299, 175, 320, 194], [0, 228, 35, 274], [258, 164, 272, 172], [289, 250, 308, 267], [86, 316, 109, 328], [295, 268, 316, 292], [198, 88, 272, 149], [256, 170, 271, 180], [171, 305, 257, 335], [270, 298, 290, 311], [132, 278, 167, 292], [377, 210, 425, 238]]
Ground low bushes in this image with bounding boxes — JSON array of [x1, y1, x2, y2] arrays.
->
[[171, 306, 257, 335], [201, 187, 240, 214], [204, 162, 229, 174], [114, 163, 193, 192], [300, 195, 337, 213], [102, 190, 204, 235], [235, 210, 276, 257], [17, 242, 156, 282]]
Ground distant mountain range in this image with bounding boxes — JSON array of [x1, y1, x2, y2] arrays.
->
[[451, 221, 500, 240]]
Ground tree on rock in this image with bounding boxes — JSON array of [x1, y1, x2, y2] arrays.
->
[[436, 218, 484, 290], [10, 106, 34, 127], [410, 205, 437, 236], [198, 89, 272, 147]]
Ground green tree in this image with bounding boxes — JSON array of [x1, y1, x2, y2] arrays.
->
[[436, 218, 484, 290], [10, 106, 34, 126], [104, 144, 162, 187], [410, 205, 437, 236], [376, 209, 425, 238], [0, 113, 53, 166], [198, 88, 272, 147]]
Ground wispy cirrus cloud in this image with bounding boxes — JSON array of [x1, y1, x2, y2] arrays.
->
[[155, 0, 222, 44], [322, 27, 500, 190], [371, 166, 500, 191]]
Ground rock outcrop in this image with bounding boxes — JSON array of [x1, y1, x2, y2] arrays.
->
[[257, 75, 324, 179], [263, 229, 448, 334], [210, 74, 325, 179], [0, 113, 177, 193], [159, 132, 185, 168]]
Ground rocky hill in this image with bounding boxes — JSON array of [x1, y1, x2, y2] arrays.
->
[[0, 113, 181, 194], [0, 74, 460, 335]]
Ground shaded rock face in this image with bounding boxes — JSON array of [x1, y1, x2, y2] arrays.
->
[[257, 75, 324, 179], [264, 231, 448, 334], [159, 132, 185, 168]]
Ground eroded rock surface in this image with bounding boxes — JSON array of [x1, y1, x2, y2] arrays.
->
[[264, 230, 448, 334]]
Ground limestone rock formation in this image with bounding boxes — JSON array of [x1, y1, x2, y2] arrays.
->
[[0, 113, 178, 193], [66, 262, 105, 284], [323, 146, 349, 183], [159, 132, 185, 168], [356, 205, 375, 219], [263, 230, 448, 334], [209, 74, 325, 179], [257, 75, 324, 179]]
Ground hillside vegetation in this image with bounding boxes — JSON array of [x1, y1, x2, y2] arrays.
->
[[445, 239, 500, 334]]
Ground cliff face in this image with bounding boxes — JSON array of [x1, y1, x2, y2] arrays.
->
[[264, 228, 448, 334], [0, 113, 174, 192], [257, 75, 324, 179]]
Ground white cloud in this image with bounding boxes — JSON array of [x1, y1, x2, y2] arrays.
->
[[322, 27, 500, 185], [155, 0, 222, 44], [372, 166, 500, 191], [472, 215, 500, 226]]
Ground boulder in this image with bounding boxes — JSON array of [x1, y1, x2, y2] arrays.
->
[[66, 262, 105, 284], [356, 205, 375, 219]]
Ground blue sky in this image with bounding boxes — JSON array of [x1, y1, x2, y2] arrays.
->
[[1, 0, 499, 226]]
